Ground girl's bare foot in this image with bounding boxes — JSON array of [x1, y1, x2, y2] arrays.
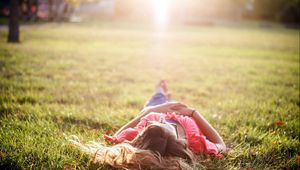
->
[[155, 80, 171, 99]]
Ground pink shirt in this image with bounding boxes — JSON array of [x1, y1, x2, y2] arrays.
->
[[104, 112, 219, 155]]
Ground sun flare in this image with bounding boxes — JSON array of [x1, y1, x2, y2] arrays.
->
[[152, 0, 171, 26]]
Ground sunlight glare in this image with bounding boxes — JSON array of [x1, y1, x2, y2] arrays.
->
[[153, 0, 171, 26]]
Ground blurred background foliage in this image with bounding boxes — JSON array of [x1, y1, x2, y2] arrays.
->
[[247, 0, 300, 24], [0, 0, 299, 24]]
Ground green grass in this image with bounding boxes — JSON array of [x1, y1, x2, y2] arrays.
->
[[0, 21, 299, 169]]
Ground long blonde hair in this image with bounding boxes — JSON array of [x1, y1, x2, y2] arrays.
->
[[69, 125, 196, 170]]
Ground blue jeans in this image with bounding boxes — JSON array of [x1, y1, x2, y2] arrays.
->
[[144, 92, 169, 107]]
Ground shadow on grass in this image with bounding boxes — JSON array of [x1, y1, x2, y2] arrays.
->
[[0, 157, 22, 170]]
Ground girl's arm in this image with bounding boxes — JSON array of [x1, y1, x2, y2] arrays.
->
[[174, 106, 226, 153], [191, 110, 226, 153], [114, 102, 186, 136], [114, 108, 151, 136]]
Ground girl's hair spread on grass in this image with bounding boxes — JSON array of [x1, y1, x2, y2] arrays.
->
[[69, 125, 195, 170]]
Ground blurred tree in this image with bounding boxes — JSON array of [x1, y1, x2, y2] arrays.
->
[[248, 0, 299, 24], [30, 0, 38, 21], [64, 0, 82, 8], [20, 0, 38, 21], [48, 0, 93, 21], [276, 0, 300, 24], [115, 0, 135, 17], [48, 0, 59, 21], [8, 0, 20, 43], [48, 0, 67, 21]]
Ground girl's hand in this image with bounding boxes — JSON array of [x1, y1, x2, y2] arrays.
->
[[103, 135, 118, 143], [146, 102, 187, 114], [172, 106, 195, 117]]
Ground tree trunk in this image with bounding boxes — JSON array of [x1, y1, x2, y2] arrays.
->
[[27, 0, 32, 21], [8, 0, 20, 43]]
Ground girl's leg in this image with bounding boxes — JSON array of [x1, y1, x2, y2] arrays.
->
[[144, 80, 171, 107], [144, 92, 169, 107]]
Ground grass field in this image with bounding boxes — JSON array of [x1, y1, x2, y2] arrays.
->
[[0, 21, 299, 169]]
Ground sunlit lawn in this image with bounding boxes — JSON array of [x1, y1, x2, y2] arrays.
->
[[0, 21, 299, 169]]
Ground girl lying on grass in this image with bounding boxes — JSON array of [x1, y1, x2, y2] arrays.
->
[[70, 80, 227, 169]]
